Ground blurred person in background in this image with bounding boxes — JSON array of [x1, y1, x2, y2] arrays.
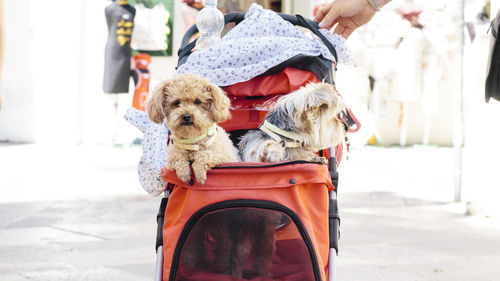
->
[[392, 3, 425, 146], [316, 0, 397, 146], [317, 0, 451, 147], [0, 0, 4, 110], [354, 7, 407, 146], [394, 3, 444, 146]]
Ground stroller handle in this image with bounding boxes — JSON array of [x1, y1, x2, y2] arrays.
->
[[177, 12, 338, 68]]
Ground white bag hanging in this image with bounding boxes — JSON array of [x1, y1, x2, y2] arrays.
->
[[131, 3, 171, 51]]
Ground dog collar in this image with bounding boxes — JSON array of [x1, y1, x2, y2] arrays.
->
[[171, 123, 217, 151], [259, 120, 303, 148], [173, 123, 216, 144]]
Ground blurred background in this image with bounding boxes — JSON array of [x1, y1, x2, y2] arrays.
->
[[1, 0, 500, 280]]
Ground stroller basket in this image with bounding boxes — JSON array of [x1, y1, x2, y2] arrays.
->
[[160, 161, 335, 281]]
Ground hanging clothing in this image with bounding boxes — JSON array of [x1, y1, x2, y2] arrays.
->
[[125, 108, 169, 196], [393, 25, 424, 103], [103, 2, 135, 94], [131, 53, 152, 111], [131, 68, 150, 111], [131, 3, 171, 51], [176, 4, 351, 86]]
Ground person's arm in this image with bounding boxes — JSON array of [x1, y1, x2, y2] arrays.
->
[[314, 0, 391, 38], [0, 0, 5, 110]]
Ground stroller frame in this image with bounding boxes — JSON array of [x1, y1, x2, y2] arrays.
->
[[153, 11, 342, 281]]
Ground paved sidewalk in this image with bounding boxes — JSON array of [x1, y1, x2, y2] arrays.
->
[[0, 197, 159, 281], [338, 194, 500, 281], [0, 143, 146, 203], [2, 193, 500, 281], [1, 144, 500, 280]]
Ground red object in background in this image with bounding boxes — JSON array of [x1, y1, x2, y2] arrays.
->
[[132, 53, 151, 111], [397, 3, 423, 19], [313, 3, 326, 18], [182, 0, 204, 9]]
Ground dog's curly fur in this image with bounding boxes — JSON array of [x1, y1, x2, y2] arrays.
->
[[146, 73, 239, 184], [239, 82, 345, 163]]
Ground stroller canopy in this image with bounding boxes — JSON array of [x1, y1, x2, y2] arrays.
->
[[176, 4, 351, 87]]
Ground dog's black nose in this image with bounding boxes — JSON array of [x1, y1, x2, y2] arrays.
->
[[182, 114, 192, 123]]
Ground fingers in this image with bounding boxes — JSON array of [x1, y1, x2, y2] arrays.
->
[[342, 26, 355, 39], [314, 1, 332, 22], [319, 9, 340, 30], [334, 24, 345, 36], [317, 2, 340, 30], [334, 24, 355, 39]]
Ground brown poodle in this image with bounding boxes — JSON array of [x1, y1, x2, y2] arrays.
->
[[146, 73, 240, 184]]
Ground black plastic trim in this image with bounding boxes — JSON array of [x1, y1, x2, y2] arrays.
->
[[211, 160, 321, 170], [328, 157, 339, 191], [295, 14, 338, 62], [156, 197, 169, 251], [329, 197, 340, 254], [253, 55, 335, 85], [168, 199, 322, 281]]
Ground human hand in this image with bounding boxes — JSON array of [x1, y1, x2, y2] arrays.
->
[[314, 0, 389, 39]]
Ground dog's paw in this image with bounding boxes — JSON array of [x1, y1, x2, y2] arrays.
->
[[192, 160, 210, 185], [263, 141, 285, 163], [266, 151, 284, 163], [312, 156, 327, 165], [193, 169, 207, 185], [176, 167, 192, 183]]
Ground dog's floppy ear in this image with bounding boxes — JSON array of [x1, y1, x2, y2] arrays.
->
[[206, 83, 231, 123], [146, 80, 171, 124], [303, 83, 339, 112]]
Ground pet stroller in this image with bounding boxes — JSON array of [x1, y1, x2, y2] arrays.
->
[[153, 9, 359, 281]]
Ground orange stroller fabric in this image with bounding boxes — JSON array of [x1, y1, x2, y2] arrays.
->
[[161, 162, 334, 281]]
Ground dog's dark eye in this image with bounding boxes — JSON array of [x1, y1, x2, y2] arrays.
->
[[173, 100, 181, 107], [194, 99, 201, 105]]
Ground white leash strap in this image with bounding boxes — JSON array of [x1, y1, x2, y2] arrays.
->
[[259, 122, 302, 148]]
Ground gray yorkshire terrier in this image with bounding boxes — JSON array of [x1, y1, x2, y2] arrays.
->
[[239, 82, 345, 163]]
